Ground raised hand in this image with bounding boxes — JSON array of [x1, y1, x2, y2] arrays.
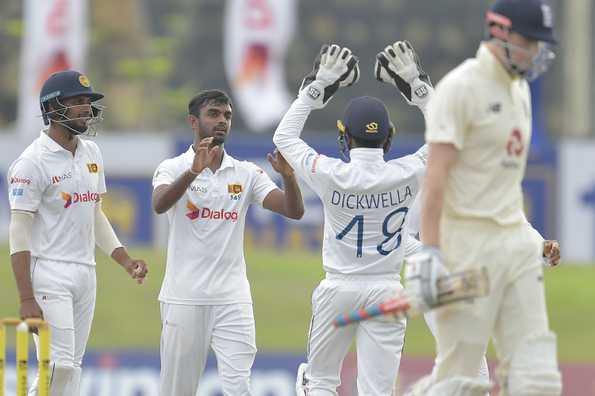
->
[[191, 137, 220, 174], [298, 44, 360, 109], [375, 40, 433, 112], [267, 148, 294, 178]]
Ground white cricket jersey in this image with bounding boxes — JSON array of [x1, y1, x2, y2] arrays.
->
[[273, 99, 426, 276], [7, 131, 106, 266], [152, 147, 278, 305], [425, 43, 532, 225]]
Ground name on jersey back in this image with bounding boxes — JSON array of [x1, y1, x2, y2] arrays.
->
[[330, 185, 413, 210]]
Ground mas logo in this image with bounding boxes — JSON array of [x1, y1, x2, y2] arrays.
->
[[61, 191, 100, 208], [185, 200, 238, 222]]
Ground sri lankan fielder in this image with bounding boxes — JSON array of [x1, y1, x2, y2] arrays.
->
[[275, 44, 433, 396], [8, 71, 148, 396]]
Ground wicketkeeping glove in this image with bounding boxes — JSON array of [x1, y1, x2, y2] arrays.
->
[[403, 246, 448, 312], [375, 40, 433, 112], [298, 44, 360, 109]]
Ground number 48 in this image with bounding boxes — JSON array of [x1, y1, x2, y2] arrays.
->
[[336, 207, 408, 258]]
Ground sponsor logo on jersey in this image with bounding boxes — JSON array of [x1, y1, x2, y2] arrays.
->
[[61, 191, 100, 208], [488, 102, 502, 113], [51, 171, 72, 184], [87, 163, 99, 173], [12, 188, 24, 196], [190, 184, 208, 193], [10, 176, 32, 185], [365, 122, 379, 134], [506, 129, 524, 157], [186, 200, 238, 222]]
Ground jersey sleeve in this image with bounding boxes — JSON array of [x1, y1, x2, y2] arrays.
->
[[91, 142, 107, 194], [7, 158, 45, 212], [152, 158, 177, 189], [272, 98, 335, 195], [248, 163, 278, 205], [425, 74, 473, 150]]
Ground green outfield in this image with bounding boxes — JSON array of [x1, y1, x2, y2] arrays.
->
[[1, 245, 594, 362]]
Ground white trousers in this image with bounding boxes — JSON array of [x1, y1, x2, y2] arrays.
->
[[28, 258, 96, 396], [431, 218, 552, 384], [159, 303, 256, 396], [306, 274, 406, 396]]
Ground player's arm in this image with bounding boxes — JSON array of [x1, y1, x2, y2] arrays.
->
[[9, 209, 43, 321], [262, 149, 304, 220], [273, 44, 359, 177], [152, 137, 219, 214], [420, 143, 459, 246], [95, 200, 148, 283]]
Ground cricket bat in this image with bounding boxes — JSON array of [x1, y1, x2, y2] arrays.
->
[[333, 267, 489, 327]]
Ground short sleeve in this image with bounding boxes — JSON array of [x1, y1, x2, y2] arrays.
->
[[248, 163, 278, 205], [92, 143, 107, 194], [425, 75, 473, 150], [7, 158, 45, 212], [153, 159, 177, 189]]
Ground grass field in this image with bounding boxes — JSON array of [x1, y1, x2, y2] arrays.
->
[[1, 244, 594, 362]]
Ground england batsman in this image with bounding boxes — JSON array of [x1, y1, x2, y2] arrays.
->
[[404, 0, 562, 395]]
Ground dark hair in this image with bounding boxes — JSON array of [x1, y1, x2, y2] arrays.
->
[[188, 89, 232, 117]]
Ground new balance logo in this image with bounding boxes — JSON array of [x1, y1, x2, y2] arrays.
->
[[488, 102, 502, 113]]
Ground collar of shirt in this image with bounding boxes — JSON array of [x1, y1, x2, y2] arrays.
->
[[349, 147, 385, 163], [476, 43, 516, 85], [39, 130, 71, 153], [183, 144, 234, 173]]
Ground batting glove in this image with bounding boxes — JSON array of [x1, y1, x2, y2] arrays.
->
[[298, 44, 360, 109], [404, 246, 448, 312], [375, 40, 433, 113]]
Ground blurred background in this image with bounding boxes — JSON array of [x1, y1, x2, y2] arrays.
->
[[0, 0, 594, 395]]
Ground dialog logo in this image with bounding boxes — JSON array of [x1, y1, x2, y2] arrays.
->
[[185, 200, 238, 222]]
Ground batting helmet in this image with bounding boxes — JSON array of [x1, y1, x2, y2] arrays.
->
[[40, 70, 105, 134], [487, 0, 557, 44]]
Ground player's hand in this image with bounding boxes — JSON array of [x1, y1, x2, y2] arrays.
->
[[298, 44, 360, 109], [123, 258, 149, 284], [20, 297, 43, 334], [267, 149, 294, 178], [191, 137, 220, 175], [543, 240, 560, 267], [375, 40, 433, 112], [404, 246, 448, 312]]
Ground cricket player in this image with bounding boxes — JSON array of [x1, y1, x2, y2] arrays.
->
[[274, 44, 433, 395], [8, 70, 148, 396], [152, 89, 304, 396], [404, 0, 562, 395]]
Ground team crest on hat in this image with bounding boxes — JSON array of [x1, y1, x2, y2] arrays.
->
[[365, 122, 379, 134], [79, 75, 91, 87]]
